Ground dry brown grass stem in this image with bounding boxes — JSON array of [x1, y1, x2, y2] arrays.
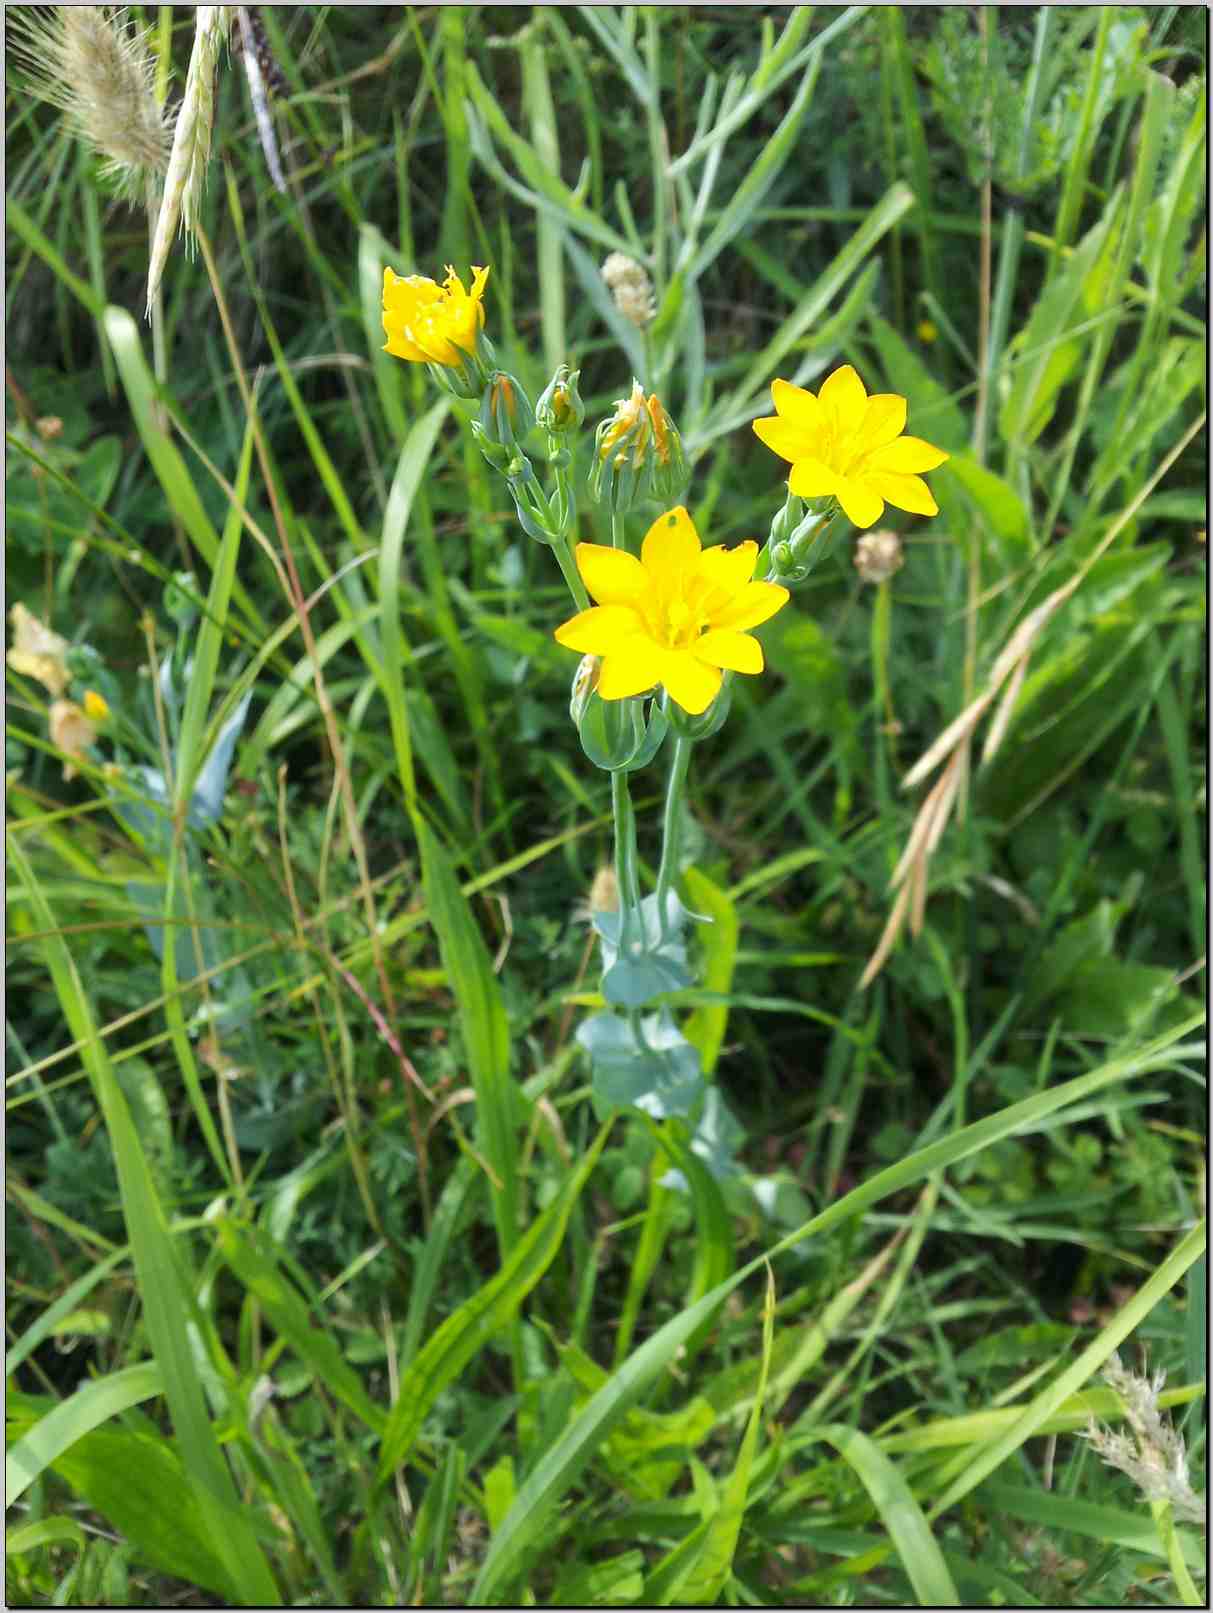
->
[[8, 6, 169, 199], [861, 408, 1207, 988]]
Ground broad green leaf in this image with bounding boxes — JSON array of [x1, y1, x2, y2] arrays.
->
[[6, 1361, 163, 1505]]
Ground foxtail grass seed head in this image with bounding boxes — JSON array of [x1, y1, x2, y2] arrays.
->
[[9, 5, 170, 200], [536, 366, 585, 435], [146, 5, 231, 314], [7, 604, 71, 697], [854, 529, 905, 584], [591, 382, 686, 511], [48, 700, 98, 781], [601, 252, 656, 328]]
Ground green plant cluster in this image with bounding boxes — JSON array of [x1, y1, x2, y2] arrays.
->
[[5, 6, 1206, 1608]]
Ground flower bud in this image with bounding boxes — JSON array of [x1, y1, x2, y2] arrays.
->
[[479, 370, 534, 449], [575, 688, 668, 773], [854, 529, 904, 584], [601, 253, 656, 328], [590, 382, 686, 512], [569, 654, 600, 726], [535, 365, 585, 435]]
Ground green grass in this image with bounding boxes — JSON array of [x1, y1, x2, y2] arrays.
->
[[5, 7, 1206, 1607]]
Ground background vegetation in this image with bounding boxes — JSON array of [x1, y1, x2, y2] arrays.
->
[[6, 5, 1206, 1605]]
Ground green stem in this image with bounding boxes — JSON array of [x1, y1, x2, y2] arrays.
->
[[551, 537, 590, 611], [611, 768, 642, 954], [611, 511, 626, 550], [654, 733, 693, 936]]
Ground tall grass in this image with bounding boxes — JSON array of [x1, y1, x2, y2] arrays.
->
[[6, 7, 1205, 1607]]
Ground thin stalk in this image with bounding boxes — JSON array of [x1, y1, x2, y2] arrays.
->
[[550, 536, 590, 611], [611, 769, 642, 954], [654, 733, 693, 934]]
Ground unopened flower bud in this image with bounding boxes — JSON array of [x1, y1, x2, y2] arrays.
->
[[601, 252, 656, 328], [479, 371, 534, 449], [590, 382, 686, 512], [854, 529, 904, 584], [535, 365, 585, 435], [570, 654, 600, 726]]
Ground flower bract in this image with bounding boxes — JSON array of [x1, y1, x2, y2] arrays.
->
[[554, 506, 789, 716], [381, 264, 489, 368], [753, 366, 948, 529]]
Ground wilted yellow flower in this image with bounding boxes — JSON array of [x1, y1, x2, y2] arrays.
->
[[7, 604, 71, 697], [554, 506, 789, 716], [381, 264, 489, 368], [49, 699, 97, 780], [754, 366, 949, 530], [591, 382, 685, 510]]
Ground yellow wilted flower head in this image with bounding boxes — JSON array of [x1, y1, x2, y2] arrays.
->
[[49, 700, 98, 781], [7, 604, 71, 697], [754, 366, 949, 530], [591, 382, 686, 511], [554, 506, 789, 716], [381, 264, 491, 387]]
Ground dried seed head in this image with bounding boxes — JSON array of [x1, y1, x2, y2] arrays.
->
[[49, 699, 98, 780], [601, 252, 656, 329], [589, 865, 620, 915], [9, 6, 170, 199], [854, 529, 905, 584], [1083, 1352, 1206, 1527], [7, 604, 71, 697]]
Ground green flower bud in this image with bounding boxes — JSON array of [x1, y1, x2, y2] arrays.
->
[[479, 370, 535, 448], [665, 680, 732, 741], [575, 688, 668, 772], [535, 365, 585, 435], [590, 381, 687, 513]]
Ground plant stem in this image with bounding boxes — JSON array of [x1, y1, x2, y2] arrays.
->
[[654, 733, 693, 936], [611, 768, 642, 954], [551, 536, 590, 610]]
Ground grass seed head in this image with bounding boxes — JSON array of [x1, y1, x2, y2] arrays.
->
[[9, 5, 170, 199]]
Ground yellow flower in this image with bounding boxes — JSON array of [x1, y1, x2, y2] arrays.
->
[[753, 366, 949, 530], [7, 603, 71, 696], [554, 507, 789, 716], [916, 319, 938, 344], [381, 264, 489, 367], [83, 688, 110, 720]]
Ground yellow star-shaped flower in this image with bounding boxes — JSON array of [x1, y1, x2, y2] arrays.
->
[[554, 507, 789, 717], [754, 366, 949, 529]]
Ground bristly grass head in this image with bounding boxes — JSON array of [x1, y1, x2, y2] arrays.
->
[[8, 5, 169, 201]]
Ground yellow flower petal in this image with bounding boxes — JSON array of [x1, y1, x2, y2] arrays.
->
[[752, 414, 813, 463], [696, 541, 758, 601], [818, 365, 868, 434], [598, 641, 665, 699], [554, 604, 646, 655], [859, 393, 907, 450], [863, 472, 939, 518], [575, 543, 647, 606], [693, 629, 764, 673], [660, 651, 722, 716], [710, 581, 790, 632], [787, 457, 843, 500], [640, 506, 701, 595], [865, 435, 950, 475], [771, 377, 824, 434], [833, 475, 885, 530]]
